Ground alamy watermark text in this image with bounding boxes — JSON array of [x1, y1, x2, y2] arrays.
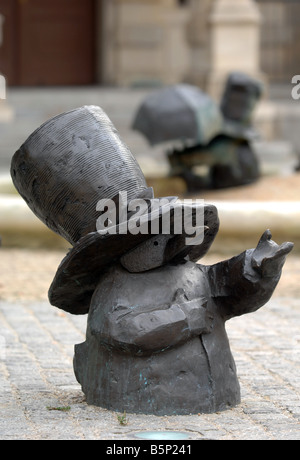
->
[[96, 192, 205, 245], [0, 74, 6, 100], [291, 75, 300, 100]]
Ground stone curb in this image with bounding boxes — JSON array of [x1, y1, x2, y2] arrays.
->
[[0, 195, 299, 248], [214, 200, 300, 239]]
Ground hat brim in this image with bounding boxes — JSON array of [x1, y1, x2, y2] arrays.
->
[[48, 203, 219, 315]]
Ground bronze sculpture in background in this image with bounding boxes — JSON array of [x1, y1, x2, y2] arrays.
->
[[132, 73, 263, 191]]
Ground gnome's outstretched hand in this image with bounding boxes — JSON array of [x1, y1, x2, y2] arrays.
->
[[206, 229, 293, 319], [251, 230, 294, 278]]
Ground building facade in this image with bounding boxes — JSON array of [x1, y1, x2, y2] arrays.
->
[[0, 0, 298, 92]]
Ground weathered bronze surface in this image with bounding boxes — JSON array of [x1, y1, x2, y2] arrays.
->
[[11, 106, 293, 415], [168, 133, 260, 191], [73, 230, 292, 415]]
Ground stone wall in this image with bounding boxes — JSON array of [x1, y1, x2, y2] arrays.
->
[[101, 0, 191, 86], [100, 0, 264, 99]]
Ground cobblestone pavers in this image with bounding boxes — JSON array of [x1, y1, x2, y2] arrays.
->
[[0, 297, 299, 440]]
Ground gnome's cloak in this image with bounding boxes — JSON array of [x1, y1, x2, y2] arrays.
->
[[74, 230, 290, 415]]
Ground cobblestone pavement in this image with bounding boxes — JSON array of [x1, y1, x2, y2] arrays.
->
[[0, 286, 299, 440]]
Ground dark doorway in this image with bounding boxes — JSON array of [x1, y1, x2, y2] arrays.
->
[[0, 0, 96, 86]]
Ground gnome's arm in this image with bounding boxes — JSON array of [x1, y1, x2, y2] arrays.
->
[[205, 230, 293, 321], [98, 295, 213, 356]]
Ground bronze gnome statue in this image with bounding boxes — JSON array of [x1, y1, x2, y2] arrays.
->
[[10, 106, 293, 415]]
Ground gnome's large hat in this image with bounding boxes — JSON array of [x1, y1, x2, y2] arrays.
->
[[11, 106, 219, 315]]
